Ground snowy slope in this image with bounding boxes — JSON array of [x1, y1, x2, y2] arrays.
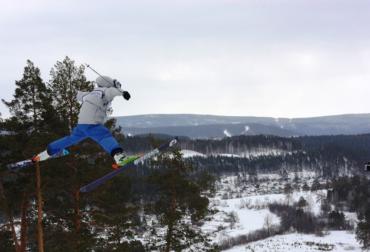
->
[[202, 199, 280, 243], [224, 231, 362, 252]]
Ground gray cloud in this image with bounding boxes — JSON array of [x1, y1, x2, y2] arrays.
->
[[1, 0, 370, 118]]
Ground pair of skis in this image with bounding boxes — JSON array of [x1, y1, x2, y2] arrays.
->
[[80, 137, 178, 192], [6, 138, 178, 193]]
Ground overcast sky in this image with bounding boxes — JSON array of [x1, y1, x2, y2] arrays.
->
[[1, 0, 370, 118]]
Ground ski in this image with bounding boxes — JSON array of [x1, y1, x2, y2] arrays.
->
[[80, 137, 178, 193], [7, 149, 70, 172]]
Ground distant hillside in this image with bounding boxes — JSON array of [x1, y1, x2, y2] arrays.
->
[[115, 113, 370, 138], [120, 134, 370, 175], [120, 123, 297, 138]]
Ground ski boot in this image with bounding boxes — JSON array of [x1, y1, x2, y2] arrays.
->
[[112, 152, 139, 169], [32, 150, 51, 163], [32, 149, 69, 163]]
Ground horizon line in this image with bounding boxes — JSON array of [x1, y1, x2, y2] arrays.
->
[[113, 112, 370, 120]]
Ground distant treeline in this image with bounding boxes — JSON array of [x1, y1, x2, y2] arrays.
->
[[122, 134, 370, 177]]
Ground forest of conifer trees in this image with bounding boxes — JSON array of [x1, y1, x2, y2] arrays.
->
[[1, 57, 370, 251], [0, 58, 215, 251]]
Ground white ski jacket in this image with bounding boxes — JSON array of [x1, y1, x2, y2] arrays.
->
[[77, 87, 122, 124]]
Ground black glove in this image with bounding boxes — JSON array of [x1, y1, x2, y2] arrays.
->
[[123, 91, 131, 100]]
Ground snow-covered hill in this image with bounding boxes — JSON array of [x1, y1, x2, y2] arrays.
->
[[115, 113, 370, 138], [225, 231, 362, 252]]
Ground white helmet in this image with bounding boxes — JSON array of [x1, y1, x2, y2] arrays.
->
[[95, 76, 122, 89], [96, 76, 114, 88]]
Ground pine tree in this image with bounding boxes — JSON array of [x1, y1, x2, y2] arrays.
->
[[88, 174, 145, 251], [0, 178, 18, 251], [1, 60, 58, 252], [48, 56, 93, 132], [2, 60, 54, 133], [36, 56, 95, 250], [356, 209, 370, 248], [147, 149, 212, 251]]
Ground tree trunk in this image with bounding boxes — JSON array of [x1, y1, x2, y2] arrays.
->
[[31, 84, 38, 132], [35, 162, 44, 252], [19, 192, 29, 252], [68, 158, 81, 251], [164, 223, 173, 252], [165, 172, 177, 252], [73, 188, 81, 251], [68, 71, 74, 132], [74, 189, 81, 233], [70, 158, 81, 234]]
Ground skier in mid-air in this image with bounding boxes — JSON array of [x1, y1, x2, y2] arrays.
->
[[32, 75, 137, 167]]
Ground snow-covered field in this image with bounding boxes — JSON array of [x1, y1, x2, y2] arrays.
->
[[203, 190, 326, 244], [202, 202, 279, 242], [201, 173, 362, 251], [225, 231, 362, 252]]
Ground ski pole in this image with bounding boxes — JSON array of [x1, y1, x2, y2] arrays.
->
[[85, 64, 112, 86]]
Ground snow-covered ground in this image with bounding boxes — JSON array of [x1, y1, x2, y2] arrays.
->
[[181, 148, 303, 159], [202, 173, 326, 244], [203, 190, 326, 244], [202, 201, 279, 242], [224, 231, 362, 252], [202, 173, 361, 251], [180, 149, 206, 158]]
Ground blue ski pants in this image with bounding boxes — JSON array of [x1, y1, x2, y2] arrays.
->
[[47, 124, 122, 156]]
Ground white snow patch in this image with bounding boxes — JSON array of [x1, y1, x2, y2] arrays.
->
[[242, 125, 250, 134], [215, 153, 242, 158], [257, 173, 281, 180], [202, 197, 280, 243], [0, 130, 13, 135], [202, 173, 328, 246], [181, 149, 206, 158], [239, 149, 294, 158], [224, 129, 232, 137], [344, 212, 358, 228], [224, 231, 362, 252]]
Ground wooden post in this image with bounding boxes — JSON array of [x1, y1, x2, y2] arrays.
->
[[35, 162, 44, 252]]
